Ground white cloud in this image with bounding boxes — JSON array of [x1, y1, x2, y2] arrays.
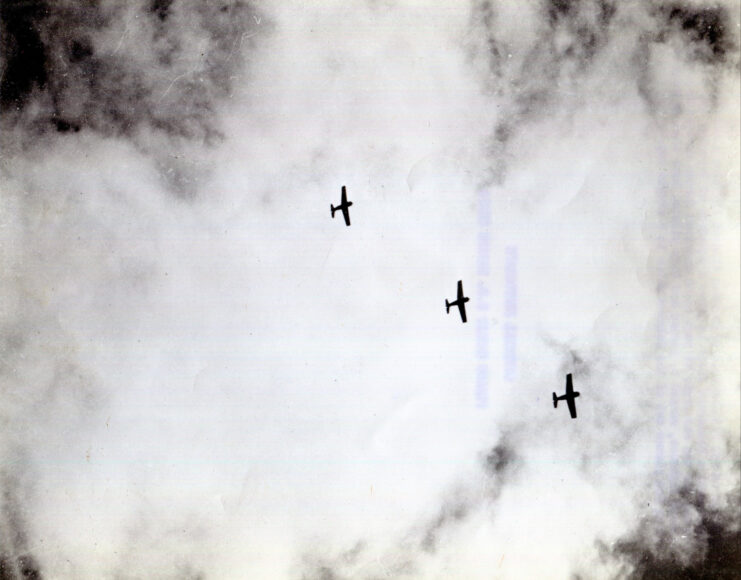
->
[[0, 0, 738, 578]]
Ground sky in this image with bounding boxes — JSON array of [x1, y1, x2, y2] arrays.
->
[[1, 0, 739, 578]]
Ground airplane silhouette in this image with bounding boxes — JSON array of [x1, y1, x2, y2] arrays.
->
[[331, 186, 353, 226], [553, 373, 580, 419], [445, 280, 469, 323]]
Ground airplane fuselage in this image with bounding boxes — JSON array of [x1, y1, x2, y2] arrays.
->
[[446, 280, 469, 323], [331, 186, 353, 226], [553, 373, 580, 418]]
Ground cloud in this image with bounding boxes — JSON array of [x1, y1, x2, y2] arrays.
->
[[590, 481, 741, 578], [0, 0, 738, 578]]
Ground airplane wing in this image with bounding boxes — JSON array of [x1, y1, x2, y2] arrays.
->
[[457, 280, 464, 300], [457, 301, 467, 323], [342, 205, 351, 226], [567, 396, 577, 419], [565, 373, 573, 395]]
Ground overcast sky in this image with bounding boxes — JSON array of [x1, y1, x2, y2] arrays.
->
[[1, 0, 739, 578]]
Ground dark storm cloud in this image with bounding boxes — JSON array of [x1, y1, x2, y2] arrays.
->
[[629, 3, 738, 122], [0, 0, 48, 112], [467, 0, 738, 184], [658, 3, 735, 65], [592, 482, 741, 578], [0, 0, 259, 142], [0, 554, 42, 580], [476, 0, 618, 95], [466, 0, 621, 183], [0, 466, 44, 580], [150, 0, 175, 22]]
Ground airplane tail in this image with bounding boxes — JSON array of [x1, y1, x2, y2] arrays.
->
[[331, 204, 337, 218], [552, 392, 558, 408], [445, 300, 451, 314]]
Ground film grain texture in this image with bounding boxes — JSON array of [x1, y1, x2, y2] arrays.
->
[[1, 1, 739, 578]]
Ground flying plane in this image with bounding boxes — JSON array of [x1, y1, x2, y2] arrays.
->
[[331, 186, 353, 226], [445, 280, 469, 323], [553, 373, 580, 419]]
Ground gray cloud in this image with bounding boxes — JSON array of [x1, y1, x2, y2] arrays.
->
[[1, 0, 265, 198], [1, 0, 258, 138], [591, 481, 740, 578], [1, 0, 738, 578]]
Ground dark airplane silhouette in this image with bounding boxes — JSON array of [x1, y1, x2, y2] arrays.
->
[[331, 186, 352, 226], [445, 280, 469, 323], [553, 373, 580, 419]]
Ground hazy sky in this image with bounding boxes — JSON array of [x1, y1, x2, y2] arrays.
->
[[1, 1, 739, 578]]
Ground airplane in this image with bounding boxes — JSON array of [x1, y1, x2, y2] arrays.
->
[[331, 186, 353, 226], [445, 280, 469, 323], [553, 373, 580, 419]]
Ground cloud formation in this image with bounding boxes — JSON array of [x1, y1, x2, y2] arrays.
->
[[1, 0, 738, 578]]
